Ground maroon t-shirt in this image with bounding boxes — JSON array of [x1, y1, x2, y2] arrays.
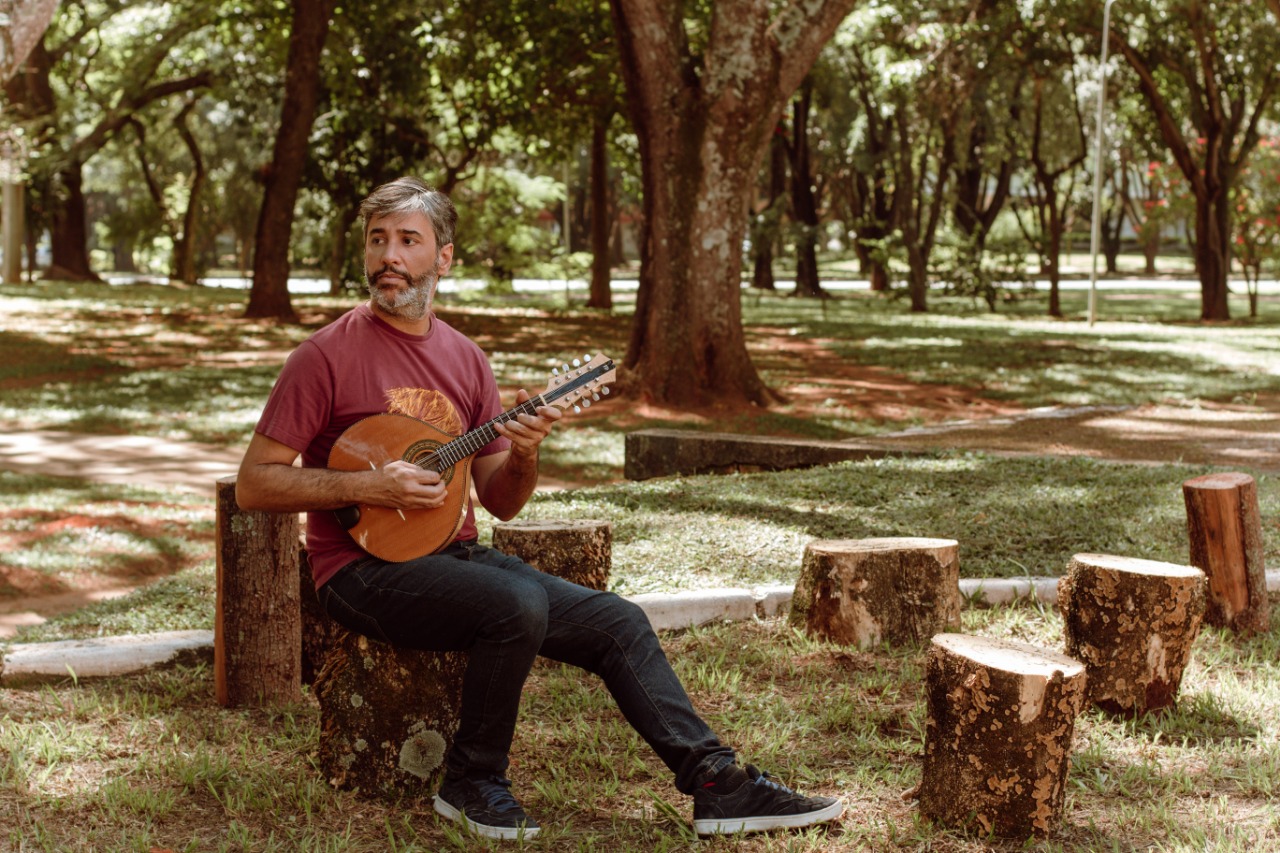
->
[[254, 303, 509, 587]]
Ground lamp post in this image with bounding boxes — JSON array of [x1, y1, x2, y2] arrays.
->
[[1088, 0, 1118, 326]]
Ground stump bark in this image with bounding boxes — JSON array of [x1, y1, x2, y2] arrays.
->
[[298, 547, 345, 686], [1182, 472, 1271, 634], [1058, 553, 1207, 716], [917, 633, 1088, 839], [789, 537, 962, 648], [492, 518, 612, 590], [215, 476, 301, 707], [313, 629, 466, 799]]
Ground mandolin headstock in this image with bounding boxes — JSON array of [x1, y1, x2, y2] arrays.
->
[[543, 353, 617, 413]]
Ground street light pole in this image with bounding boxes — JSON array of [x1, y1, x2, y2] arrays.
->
[[1088, 0, 1118, 327]]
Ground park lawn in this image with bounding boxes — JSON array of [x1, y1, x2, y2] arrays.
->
[[2, 279, 1279, 849], [1, 602, 1278, 852]]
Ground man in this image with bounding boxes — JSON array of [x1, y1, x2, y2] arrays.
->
[[236, 176, 843, 841]]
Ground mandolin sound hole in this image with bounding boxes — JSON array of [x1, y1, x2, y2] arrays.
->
[[406, 439, 455, 485]]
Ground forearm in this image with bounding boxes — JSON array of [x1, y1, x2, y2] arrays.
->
[[476, 448, 540, 521], [236, 462, 379, 514]]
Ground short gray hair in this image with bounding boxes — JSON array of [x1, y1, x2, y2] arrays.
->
[[359, 177, 457, 248]]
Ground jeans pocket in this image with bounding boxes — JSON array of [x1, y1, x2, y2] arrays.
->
[[319, 581, 393, 644]]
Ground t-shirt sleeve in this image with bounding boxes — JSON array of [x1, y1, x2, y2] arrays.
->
[[254, 340, 335, 454]]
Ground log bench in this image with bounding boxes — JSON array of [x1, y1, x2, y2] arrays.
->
[[624, 428, 922, 480]]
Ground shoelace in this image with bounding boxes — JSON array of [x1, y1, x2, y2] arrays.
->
[[474, 775, 522, 813]]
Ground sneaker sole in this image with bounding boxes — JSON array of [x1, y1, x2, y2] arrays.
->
[[693, 798, 844, 836], [433, 794, 541, 841]]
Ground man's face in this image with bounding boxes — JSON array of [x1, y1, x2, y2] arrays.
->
[[364, 211, 454, 322]]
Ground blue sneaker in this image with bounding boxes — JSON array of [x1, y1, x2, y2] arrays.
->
[[692, 764, 843, 836], [433, 774, 540, 841]]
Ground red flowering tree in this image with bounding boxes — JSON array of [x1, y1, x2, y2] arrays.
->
[[1233, 138, 1280, 318]]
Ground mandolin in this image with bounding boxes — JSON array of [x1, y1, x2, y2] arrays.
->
[[328, 354, 616, 562]]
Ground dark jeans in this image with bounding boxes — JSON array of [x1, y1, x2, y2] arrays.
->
[[318, 540, 735, 794]]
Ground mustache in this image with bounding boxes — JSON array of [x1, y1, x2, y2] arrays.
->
[[368, 265, 412, 283]]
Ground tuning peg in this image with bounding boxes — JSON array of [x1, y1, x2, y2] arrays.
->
[[552, 366, 561, 376], [591, 393, 600, 402], [601, 387, 610, 396], [573, 404, 582, 414]]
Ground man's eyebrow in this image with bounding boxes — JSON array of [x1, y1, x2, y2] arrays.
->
[[368, 226, 424, 238]]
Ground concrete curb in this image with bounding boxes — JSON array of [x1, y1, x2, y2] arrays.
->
[[5, 571, 1278, 683]]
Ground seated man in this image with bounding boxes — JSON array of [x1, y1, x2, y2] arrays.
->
[[235, 176, 844, 841]]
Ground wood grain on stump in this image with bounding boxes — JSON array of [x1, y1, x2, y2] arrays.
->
[[492, 518, 612, 590], [1058, 553, 1206, 715], [917, 633, 1087, 839], [1182, 472, 1271, 634], [313, 629, 466, 799], [789, 537, 962, 648]]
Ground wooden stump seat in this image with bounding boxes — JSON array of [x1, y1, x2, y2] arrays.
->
[[789, 537, 962, 648], [311, 519, 613, 797], [492, 518, 612, 590], [916, 633, 1088, 839], [1058, 553, 1207, 716], [1182, 472, 1271, 634], [313, 630, 465, 799]]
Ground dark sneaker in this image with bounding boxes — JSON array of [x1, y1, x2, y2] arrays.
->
[[433, 774, 541, 841], [692, 764, 843, 836]]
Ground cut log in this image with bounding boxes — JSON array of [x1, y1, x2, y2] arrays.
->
[[1182, 472, 1271, 634], [789, 537, 962, 648], [313, 629, 466, 799], [215, 476, 301, 707], [1058, 553, 1207, 716], [917, 633, 1088, 839], [492, 518, 612, 590]]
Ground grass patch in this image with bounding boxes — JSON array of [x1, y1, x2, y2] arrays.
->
[[2, 607, 1278, 851]]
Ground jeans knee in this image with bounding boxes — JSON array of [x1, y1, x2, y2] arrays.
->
[[483, 581, 549, 646]]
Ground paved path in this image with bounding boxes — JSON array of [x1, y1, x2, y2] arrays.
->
[[0, 429, 243, 495]]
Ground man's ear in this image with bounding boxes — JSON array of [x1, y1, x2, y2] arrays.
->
[[436, 243, 455, 275]]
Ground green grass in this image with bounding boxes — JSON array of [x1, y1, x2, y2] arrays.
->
[[2, 606, 1278, 851]]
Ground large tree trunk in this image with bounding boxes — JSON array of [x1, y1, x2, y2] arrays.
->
[[46, 163, 100, 281], [246, 0, 337, 321], [609, 0, 855, 409], [587, 112, 614, 310], [1193, 187, 1232, 321]]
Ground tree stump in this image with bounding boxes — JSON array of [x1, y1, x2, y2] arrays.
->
[[215, 476, 301, 707], [313, 629, 466, 799], [789, 537, 962, 648], [1058, 553, 1207, 716], [492, 518, 612, 590], [298, 547, 345, 686], [1182, 472, 1271, 634], [916, 633, 1088, 839]]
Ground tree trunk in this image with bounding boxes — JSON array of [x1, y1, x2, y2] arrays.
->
[[608, 0, 855, 409], [786, 80, 825, 298], [587, 113, 614, 310], [246, 0, 338, 321], [1193, 188, 1232, 320], [173, 101, 205, 285], [46, 163, 100, 281], [750, 128, 787, 291], [916, 633, 1088, 839], [1183, 472, 1272, 633], [1058, 553, 1207, 716]]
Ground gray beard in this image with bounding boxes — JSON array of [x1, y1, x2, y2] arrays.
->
[[366, 268, 437, 321]]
